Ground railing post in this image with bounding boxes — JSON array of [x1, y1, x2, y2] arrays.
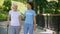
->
[[42, 14, 48, 29]]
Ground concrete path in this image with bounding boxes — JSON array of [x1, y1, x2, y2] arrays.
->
[[0, 21, 45, 34]]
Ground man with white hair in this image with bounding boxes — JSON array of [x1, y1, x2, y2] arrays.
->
[[7, 3, 22, 34]]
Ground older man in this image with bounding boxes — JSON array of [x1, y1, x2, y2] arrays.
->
[[7, 3, 22, 34]]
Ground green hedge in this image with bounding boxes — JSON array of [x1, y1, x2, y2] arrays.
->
[[0, 9, 8, 21], [3, 0, 12, 11]]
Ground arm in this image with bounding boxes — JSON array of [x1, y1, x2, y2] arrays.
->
[[7, 14, 11, 27], [19, 15, 22, 30], [21, 15, 25, 20], [34, 16, 36, 31]]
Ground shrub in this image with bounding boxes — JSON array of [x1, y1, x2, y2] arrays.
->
[[3, 0, 12, 11]]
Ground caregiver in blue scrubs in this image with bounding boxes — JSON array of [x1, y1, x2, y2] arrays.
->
[[24, 2, 36, 34]]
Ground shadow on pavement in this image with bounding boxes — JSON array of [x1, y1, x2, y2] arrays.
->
[[0, 26, 7, 34]]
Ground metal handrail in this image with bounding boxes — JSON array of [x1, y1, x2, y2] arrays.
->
[[42, 14, 60, 16], [42, 14, 60, 34]]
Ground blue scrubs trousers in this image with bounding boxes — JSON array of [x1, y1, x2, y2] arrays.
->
[[24, 23, 34, 34]]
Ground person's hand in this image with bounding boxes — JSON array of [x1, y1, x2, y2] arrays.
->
[[34, 26, 36, 32], [7, 24, 9, 27], [20, 26, 22, 31], [7, 21, 9, 27]]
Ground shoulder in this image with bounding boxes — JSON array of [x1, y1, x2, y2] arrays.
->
[[9, 10, 12, 12], [25, 10, 28, 12], [32, 10, 35, 12], [17, 11, 21, 15], [25, 10, 27, 13], [18, 11, 21, 13], [9, 10, 13, 13], [9, 10, 13, 14], [32, 10, 35, 11]]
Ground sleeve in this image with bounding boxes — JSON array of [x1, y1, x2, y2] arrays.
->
[[9, 10, 11, 15], [19, 12, 21, 15], [33, 11, 36, 16]]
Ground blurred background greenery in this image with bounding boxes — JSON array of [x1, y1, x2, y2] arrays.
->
[[0, 0, 60, 33], [0, 0, 27, 21], [0, 0, 60, 21]]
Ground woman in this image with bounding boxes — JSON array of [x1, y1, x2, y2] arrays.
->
[[7, 4, 21, 34], [24, 2, 36, 34]]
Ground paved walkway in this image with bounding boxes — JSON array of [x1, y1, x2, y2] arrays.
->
[[0, 21, 45, 34]]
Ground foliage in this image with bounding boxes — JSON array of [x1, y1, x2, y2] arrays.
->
[[3, 0, 12, 11], [34, 0, 60, 33], [13, 0, 27, 4], [44, 1, 57, 14], [0, 9, 8, 21], [0, 0, 27, 21]]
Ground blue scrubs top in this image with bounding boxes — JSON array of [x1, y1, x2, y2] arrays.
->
[[24, 10, 36, 24]]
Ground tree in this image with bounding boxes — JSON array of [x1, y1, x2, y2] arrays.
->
[[3, 0, 12, 11]]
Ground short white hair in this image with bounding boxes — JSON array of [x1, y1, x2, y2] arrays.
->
[[12, 3, 18, 7]]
